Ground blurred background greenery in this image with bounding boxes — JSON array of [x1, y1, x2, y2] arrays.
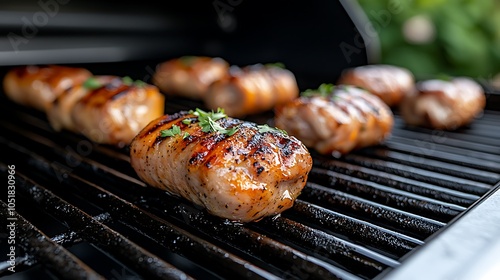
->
[[356, 0, 500, 83]]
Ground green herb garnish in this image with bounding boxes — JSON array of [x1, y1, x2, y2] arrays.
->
[[435, 73, 453, 81], [189, 108, 239, 136], [257, 124, 288, 135], [160, 124, 182, 137], [265, 62, 286, 69], [122, 76, 134, 85], [160, 124, 190, 139], [161, 108, 290, 139], [83, 77, 103, 90], [301, 83, 335, 97], [122, 76, 147, 87], [179, 56, 197, 66]]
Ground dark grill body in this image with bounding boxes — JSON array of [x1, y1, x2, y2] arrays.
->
[[1, 1, 500, 279]]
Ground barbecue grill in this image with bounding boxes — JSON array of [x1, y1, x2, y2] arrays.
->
[[1, 1, 500, 279]]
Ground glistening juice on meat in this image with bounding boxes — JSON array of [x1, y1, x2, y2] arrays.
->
[[129, 108, 313, 223]]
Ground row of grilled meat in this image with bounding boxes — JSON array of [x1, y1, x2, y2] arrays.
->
[[1, 59, 487, 222], [3, 65, 165, 147], [151, 56, 486, 155], [152, 57, 300, 118]]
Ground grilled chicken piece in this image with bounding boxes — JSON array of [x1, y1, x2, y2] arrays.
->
[[130, 109, 313, 222], [337, 64, 415, 107], [204, 64, 299, 118], [71, 76, 165, 147], [152, 56, 230, 99], [47, 76, 118, 132], [274, 85, 394, 156], [400, 77, 486, 130], [3, 65, 92, 111]]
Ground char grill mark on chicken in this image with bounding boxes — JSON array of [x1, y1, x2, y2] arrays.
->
[[130, 110, 313, 222]]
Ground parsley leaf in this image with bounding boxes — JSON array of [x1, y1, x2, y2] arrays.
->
[[257, 124, 288, 135], [83, 77, 103, 90], [265, 62, 286, 69], [179, 56, 197, 66], [189, 108, 239, 136], [301, 83, 335, 97], [122, 76, 147, 87], [435, 73, 453, 81], [160, 124, 191, 139], [160, 125, 182, 137]]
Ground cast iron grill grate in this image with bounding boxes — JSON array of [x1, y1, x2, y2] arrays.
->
[[1, 93, 499, 280]]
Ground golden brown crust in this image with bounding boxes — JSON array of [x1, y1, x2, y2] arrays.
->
[[152, 56, 230, 99], [130, 111, 312, 222], [274, 86, 394, 156], [3, 65, 92, 112], [337, 64, 415, 107], [400, 77, 486, 130], [47, 75, 119, 132], [71, 77, 165, 147], [204, 65, 299, 118]]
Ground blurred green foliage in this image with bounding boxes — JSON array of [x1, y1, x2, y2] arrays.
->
[[357, 0, 500, 79]]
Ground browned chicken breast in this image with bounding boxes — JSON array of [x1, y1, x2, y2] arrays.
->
[[152, 56, 230, 99], [204, 64, 299, 118], [129, 108, 313, 222], [47, 75, 118, 132], [274, 84, 394, 156], [400, 77, 486, 130], [337, 64, 415, 107], [71, 76, 165, 147], [3, 65, 92, 111]]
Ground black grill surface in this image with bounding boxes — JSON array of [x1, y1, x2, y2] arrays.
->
[[1, 92, 499, 280]]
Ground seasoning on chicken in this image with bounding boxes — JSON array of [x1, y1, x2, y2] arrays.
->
[[337, 64, 415, 107], [274, 84, 394, 156], [399, 77, 486, 130], [152, 56, 230, 99], [203, 63, 299, 118], [3, 64, 92, 111], [47, 75, 118, 132], [129, 108, 313, 222], [70, 76, 165, 147]]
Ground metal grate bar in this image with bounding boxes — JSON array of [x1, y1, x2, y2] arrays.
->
[[300, 182, 444, 240], [340, 154, 492, 195], [312, 158, 480, 205], [9, 170, 195, 280], [388, 135, 500, 164], [308, 169, 464, 222], [361, 149, 500, 185], [0, 200, 105, 280], [384, 140, 500, 172], [392, 115, 500, 140], [250, 217, 399, 279], [390, 129, 500, 155], [283, 200, 423, 258], [1, 148, 280, 280]]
